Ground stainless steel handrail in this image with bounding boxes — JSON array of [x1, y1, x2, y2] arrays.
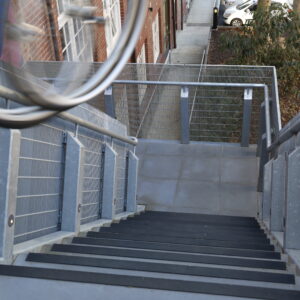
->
[[268, 115, 300, 152], [0, 85, 137, 145]]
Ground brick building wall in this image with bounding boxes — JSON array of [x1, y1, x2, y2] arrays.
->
[[7, 0, 182, 64], [133, 0, 176, 64], [17, 0, 56, 61], [92, 0, 107, 62]]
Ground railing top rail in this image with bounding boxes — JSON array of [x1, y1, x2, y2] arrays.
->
[[59, 112, 137, 146], [0, 85, 137, 146], [268, 114, 300, 152], [113, 80, 267, 88], [113, 79, 272, 148]]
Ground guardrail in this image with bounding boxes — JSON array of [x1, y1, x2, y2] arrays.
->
[[0, 96, 139, 262], [112, 80, 272, 146], [259, 102, 300, 258]]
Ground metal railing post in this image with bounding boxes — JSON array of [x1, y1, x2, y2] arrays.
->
[[270, 154, 286, 232], [180, 86, 190, 144], [126, 150, 139, 213], [61, 132, 85, 233], [101, 144, 117, 219], [257, 102, 266, 157], [262, 158, 273, 224], [285, 144, 300, 249], [257, 134, 268, 192], [104, 86, 116, 119], [241, 88, 253, 147], [0, 128, 21, 263]]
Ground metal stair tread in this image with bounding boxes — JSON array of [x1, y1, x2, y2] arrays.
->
[[51, 243, 286, 270], [26, 252, 295, 284], [72, 236, 281, 259], [99, 227, 270, 243], [86, 231, 275, 251], [1, 265, 300, 300]]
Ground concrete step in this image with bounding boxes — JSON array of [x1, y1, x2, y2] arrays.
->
[[51, 243, 286, 270], [132, 212, 261, 228], [86, 231, 275, 251], [112, 219, 266, 234], [72, 236, 281, 260], [0, 275, 260, 300], [1, 265, 300, 300], [26, 252, 295, 284], [100, 226, 270, 243]]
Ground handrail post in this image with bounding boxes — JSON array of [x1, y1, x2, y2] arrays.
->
[[61, 132, 85, 233], [241, 88, 253, 147], [102, 144, 117, 219], [125, 151, 139, 213], [257, 102, 266, 157], [258, 134, 268, 192], [180, 86, 190, 144], [104, 86, 116, 119], [285, 143, 300, 249], [0, 128, 21, 263]]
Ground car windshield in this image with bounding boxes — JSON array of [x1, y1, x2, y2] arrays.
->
[[237, 1, 252, 9]]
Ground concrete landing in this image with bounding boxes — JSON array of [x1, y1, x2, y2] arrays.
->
[[0, 276, 258, 300], [136, 140, 259, 217]]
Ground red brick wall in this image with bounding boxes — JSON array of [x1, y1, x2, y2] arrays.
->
[[132, 0, 176, 64], [18, 0, 56, 61], [10, 0, 180, 64], [92, 0, 107, 62]]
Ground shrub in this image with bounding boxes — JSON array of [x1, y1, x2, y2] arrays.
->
[[220, 5, 300, 123]]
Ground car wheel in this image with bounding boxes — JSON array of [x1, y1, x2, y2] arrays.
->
[[231, 18, 243, 27]]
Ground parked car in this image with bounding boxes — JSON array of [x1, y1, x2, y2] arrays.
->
[[224, 0, 292, 8], [223, 0, 292, 26]]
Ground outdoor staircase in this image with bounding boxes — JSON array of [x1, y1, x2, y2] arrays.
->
[[1, 211, 300, 300]]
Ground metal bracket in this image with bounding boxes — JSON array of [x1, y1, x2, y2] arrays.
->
[[241, 88, 253, 147]]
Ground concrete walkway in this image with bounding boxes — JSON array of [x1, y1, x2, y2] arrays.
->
[[170, 0, 215, 64]]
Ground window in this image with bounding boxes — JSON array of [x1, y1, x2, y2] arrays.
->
[[152, 13, 160, 62], [103, 0, 121, 56], [56, 0, 93, 61]]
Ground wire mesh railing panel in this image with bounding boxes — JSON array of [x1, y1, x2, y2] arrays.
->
[[113, 140, 129, 214], [78, 127, 105, 225], [190, 87, 244, 142], [189, 66, 273, 143], [14, 123, 66, 244], [110, 64, 275, 144]]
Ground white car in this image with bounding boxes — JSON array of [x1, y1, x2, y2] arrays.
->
[[223, 0, 292, 27], [224, 0, 292, 8]]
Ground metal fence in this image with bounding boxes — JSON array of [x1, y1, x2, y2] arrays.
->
[[77, 127, 105, 225], [14, 122, 67, 244], [113, 140, 130, 214], [0, 96, 133, 244]]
